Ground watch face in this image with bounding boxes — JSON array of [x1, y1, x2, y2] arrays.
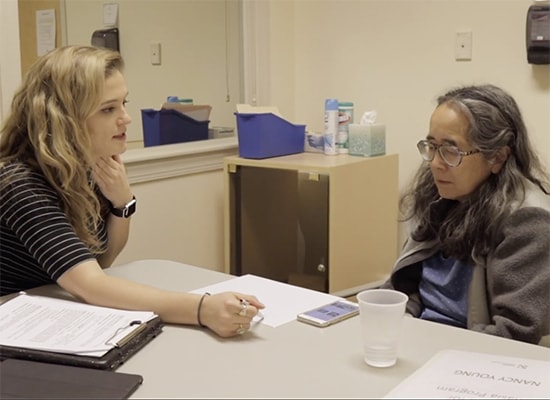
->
[[123, 198, 136, 217]]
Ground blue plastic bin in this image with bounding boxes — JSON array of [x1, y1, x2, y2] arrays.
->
[[141, 108, 209, 147], [235, 113, 305, 159]]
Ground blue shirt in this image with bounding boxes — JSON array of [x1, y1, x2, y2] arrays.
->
[[419, 251, 473, 328]]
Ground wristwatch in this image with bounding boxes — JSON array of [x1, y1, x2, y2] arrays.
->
[[110, 196, 137, 218]]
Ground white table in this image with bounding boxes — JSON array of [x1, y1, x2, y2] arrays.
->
[[96, 259, 550, 399]]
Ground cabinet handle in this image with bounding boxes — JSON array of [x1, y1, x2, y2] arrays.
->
[[317, 264, 326, 273]]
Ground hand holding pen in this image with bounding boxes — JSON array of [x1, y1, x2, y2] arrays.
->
[[197, 292, 265, 338]]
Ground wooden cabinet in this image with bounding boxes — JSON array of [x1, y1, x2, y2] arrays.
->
[[223, 153, 399, 296]]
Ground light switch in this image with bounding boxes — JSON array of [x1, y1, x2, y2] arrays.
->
[[455, 31, 472, 61], [150, 42, 161, 65]]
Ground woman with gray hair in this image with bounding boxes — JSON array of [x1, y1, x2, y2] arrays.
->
[[383, 84, 550, 345]]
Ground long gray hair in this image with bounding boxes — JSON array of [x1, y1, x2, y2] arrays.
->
[[400, 84, 549, 262]]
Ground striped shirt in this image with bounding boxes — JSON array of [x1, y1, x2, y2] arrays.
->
[[0, 161, 108, 296]]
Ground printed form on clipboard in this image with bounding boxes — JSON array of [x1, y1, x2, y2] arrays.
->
[[0, 292, 160, 357]]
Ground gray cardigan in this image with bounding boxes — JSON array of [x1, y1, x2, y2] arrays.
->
[[383, 182, 550, 346]]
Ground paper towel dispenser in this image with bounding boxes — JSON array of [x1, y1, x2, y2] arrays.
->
[[91, 28, 119, 52], [526, 4, 550, 64]]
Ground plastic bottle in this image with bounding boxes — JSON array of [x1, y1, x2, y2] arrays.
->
[[324, 99, 339, 155], [337, 102, 354, 154]]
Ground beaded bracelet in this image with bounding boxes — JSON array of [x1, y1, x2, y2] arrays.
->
[[197, 292, 211, 328]]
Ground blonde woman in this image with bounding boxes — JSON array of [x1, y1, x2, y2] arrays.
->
[[0, 45, 263, 338]]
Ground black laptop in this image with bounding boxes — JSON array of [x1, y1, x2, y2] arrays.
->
[[1, 358, 143, 399]]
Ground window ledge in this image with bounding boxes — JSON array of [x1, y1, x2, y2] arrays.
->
[[122, 137, 238, 184]]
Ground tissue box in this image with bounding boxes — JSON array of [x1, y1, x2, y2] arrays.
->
[[235, 112, 305, 159], [209, 126, 235, 139], [349, 123, 386, 157]]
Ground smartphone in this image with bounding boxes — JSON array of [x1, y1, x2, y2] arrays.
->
[[297, 299, 359, 327]]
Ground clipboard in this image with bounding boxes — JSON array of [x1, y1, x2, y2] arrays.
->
[[0, 316, 164, 371], [1, 358, 143, 399]]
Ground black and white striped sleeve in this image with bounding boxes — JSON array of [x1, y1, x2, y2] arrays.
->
[[1, 166, 96, 282]]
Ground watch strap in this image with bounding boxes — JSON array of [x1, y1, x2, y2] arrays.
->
[[110, 196, 136, 218]]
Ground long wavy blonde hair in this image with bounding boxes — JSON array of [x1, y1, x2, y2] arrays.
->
[[0, 45, 124, 252]]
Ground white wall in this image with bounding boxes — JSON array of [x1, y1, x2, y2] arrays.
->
[[0, 0, 21, 123], [115, 139, 239, 271], [124, 172, 225, 268], [268, 0, 550, 204]]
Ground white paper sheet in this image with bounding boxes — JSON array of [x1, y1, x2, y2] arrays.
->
[[384, 349, 550, 399], [35, 9, 56, 56], [190, 274, 342, 327], [0, 293, 157, 356]]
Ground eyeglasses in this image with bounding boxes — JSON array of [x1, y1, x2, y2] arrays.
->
[[417, 139, 480, 167]]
